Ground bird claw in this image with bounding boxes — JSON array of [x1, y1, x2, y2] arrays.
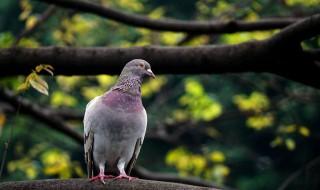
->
[[90, 174, 115, 184], [114, 174, 137, 181]]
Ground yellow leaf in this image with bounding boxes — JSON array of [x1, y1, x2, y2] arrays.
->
[[81, 87, 104, 100], [0, 113, 6, 127], [148, 7, 165, 19], [96, 75, 117, 87], [17, 81, 30, 92], [278, 125, 297, 133], [29, 73, 49, 95], [209, 151, 225, 163], [51, 91, 77, 107], [191, 155, 206, 175], [299, 127, 310, 137], [35, 64, 54, 75], [285, 0, 320, 6], [213, 164, 230, 177], [233, 91, 270, 113], [185, 79, 204, 96], [26, 16, 37, 30], [270, 136, 283, 147], [285, 138, 296, 151], [246, 114, 274, 130]]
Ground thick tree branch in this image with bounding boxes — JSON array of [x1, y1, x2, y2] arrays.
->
[[134, 166, 233, 190], [0, 178, 217, 190], [36, 0, 299, 34], [0, 14, 319, 87], [268, 14, 320, 47], [0, 42, 270, 75]]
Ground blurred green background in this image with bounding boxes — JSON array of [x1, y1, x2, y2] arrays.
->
[[0, 0, 320, 189]]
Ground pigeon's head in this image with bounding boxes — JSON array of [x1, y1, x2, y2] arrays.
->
[[121, 59, 155, 79]]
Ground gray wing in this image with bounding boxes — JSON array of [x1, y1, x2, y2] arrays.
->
[[126, 108, 147, 175], [83, 96, 101, 178], [84, 129, 94, 178], [126, 137, 143, 175]]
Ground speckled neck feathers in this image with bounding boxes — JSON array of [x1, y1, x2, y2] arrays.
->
[[111, 73, 143, 96]]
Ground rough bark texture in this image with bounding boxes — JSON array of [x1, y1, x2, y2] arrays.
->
[[0, 14, 319, 88], [0, 179, 218, 190], [37, 0, 298, 34]]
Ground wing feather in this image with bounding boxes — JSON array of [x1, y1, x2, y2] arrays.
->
[[83, 96, 101, 178], [126, 137, 143, 175]]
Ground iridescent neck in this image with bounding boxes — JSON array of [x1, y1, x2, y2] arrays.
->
[[111, 76, 142, 96]]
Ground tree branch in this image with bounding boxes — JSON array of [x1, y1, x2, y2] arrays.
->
[[277, 155, 320, 190], [0, 42, 270, 75], [36, 0, 299, 34], [0, 14, 319, 86], [0, 88, 83, 144], [134, 166, 233, 190], [0, 178, 217, 190], [268, 14, 320, 47]]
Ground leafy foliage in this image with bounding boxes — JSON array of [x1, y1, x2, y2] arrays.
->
[[0, 0, 320, 190], [18, 65, 54, 95]]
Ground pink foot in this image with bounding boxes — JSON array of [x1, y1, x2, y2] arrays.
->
[[114, 174, 137, 181], [90, 174, 115, 184]]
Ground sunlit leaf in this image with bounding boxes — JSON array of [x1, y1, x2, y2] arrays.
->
[[299, 126, 310, 137], [96, 75, 117, 87], [0, 113, 6, 137], [29, 73, 49, 96], [285, 0, 320, 6], [246, 114, 274, 130], [17, 81, 30, 92], [51, 91, 78, 107], [209, 151, 226, 163], [26, 15, 37, 30], [142, 76, 167, 97], [57, 76, 83, 91], [233, 91, 270, 113], [270, 136, 283, 147], [285, 138, 296, 151], [81, 86, 105, 100], [41, 149, 72, 179], [278, 124, 297, 134]]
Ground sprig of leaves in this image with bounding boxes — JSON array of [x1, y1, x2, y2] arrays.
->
[[18, 64, 54, 95]]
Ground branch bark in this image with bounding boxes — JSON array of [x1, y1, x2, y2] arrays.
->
[[0, 178, 217, 190], [36, 0, 299, 34], [134, 166, 232, 190], [0, 14, 319, 86]]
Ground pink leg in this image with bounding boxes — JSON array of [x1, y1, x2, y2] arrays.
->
[[114, 173, 137, 181], [114, 160, 137, 181], [90, 165, 115, 184]]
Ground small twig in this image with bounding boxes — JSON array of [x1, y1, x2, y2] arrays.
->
[[37, 0, 300, 34], [13, 5, 57, 46], [0, 102, 20, 180], [277, 155, 320, 190]]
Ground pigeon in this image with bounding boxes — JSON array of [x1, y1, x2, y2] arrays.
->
[[83, 59, 155, 184]]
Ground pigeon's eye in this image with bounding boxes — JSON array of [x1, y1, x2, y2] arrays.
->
[[138, 63, 144, 68]]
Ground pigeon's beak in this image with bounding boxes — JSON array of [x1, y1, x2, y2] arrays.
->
[[146, 69, 156, 79]]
